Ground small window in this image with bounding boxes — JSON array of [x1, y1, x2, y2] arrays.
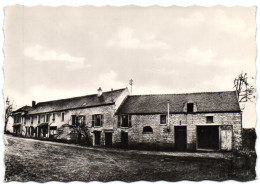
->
[[61, 112, 65, 122], [52, 113, 55, 121], [143, 126, 153, 134], [119, 115, 131, 128], [72, 115, 85, 126], [71, 115, 76, 126], [38, 115, 40, 124], [160, 115, 167, 125], [206, 116, 214, 123], [42, 114, 45, 123], [50, 126, 57, 135], [92, 114, 104, 127], [46, 114, 50, 122], [187, 103, 194, 113]]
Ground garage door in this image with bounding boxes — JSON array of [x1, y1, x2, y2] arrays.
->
[[197, 126, 219, 150]]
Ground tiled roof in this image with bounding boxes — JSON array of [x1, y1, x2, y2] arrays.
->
[[116, 91, 240, 114], [27, 88, 127, 115]]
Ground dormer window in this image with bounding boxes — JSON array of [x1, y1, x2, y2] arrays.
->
[[187, 103, 194, 113]]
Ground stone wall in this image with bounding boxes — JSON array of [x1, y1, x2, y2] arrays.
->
[[114, 112, 242, 151]]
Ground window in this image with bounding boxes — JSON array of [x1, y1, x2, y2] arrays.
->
[[61, 112, 65, 122], [31, 116, 33, 124], [72, 115, 86, 126], [37, 115, 40, 124], [143, 126, 153, 134], [206, 116, 214, 123], [52, 113, 55, 121], [160, 115, 167, 125], [14, 115, 22, 123], [25, 116, 30, 125], [187, 103, 194, 113], [46, 114, 50, 122], [72, 115, 76, 126], [42, 114, 45, 123], [92, 114, 104, 127], [118, 115, 132, 128], [50, 126, 57, 135]]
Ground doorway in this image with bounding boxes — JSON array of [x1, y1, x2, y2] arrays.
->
[[197, 126, 219, 150], [94, 131, 101, 146], [121, 132, 128, 149], [105, 133, 113, 147], [174, 126, 187, 151]]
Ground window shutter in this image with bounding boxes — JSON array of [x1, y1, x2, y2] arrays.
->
[[92, 115, 95, 127], [72, 115, 76, 126], [101, 114, 104, 127], [128, 115, 132, 127], [83, 116, 86, 126], [117, 116, 121, 127]]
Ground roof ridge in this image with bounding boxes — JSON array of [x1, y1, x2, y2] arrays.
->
[[37, 87, 127, 104], [129, 90, 236, 97]]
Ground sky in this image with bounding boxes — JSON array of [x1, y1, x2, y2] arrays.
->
[[4, 5, 256, 128]]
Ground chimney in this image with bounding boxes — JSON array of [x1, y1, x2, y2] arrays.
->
[[32, 101, 36, 107], [97, 87, 102, 97]]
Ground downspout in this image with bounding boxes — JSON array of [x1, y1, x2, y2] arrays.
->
[[167, 100, 170, 132]]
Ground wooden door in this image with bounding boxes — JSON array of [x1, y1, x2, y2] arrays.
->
[[121, 132, 128, 149], [175, 126, 187, 151], [105, 133, 113, 147], [94, 131, 101, 146], [197, 126, 219, 150], [220, 126, 232, 151]]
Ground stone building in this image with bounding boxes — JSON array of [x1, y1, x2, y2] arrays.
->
[[12, 88, 129, 146], [12, 89, 242, 151], [115, 91, 242, 151]]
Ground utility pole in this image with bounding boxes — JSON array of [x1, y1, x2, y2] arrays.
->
[[129, 79, 133, 95]]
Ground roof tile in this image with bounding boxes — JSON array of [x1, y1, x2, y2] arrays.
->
[[116, 91, 240, 114]]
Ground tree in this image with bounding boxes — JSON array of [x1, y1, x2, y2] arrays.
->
[[58, 110, 92, 146], [4, 97, 14, 133], [233, 72, 256, 103]]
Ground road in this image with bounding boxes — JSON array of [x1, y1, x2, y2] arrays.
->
[[4, 135, 252, 182]]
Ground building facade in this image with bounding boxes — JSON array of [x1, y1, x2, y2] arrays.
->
[[12, 90, 242, 151], [114, 91, 242, 151], [12, 88, 129, 146]]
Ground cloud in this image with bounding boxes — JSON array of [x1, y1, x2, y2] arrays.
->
[[24, 44, 85, 64], [161, 47, 214, 66], [97, 70, 126, 90], [179, 12, 205, 27], [214, 10, 255, 38], [106, 27, 168, 50]]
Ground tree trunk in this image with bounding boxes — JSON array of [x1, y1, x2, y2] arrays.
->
[[4, 120, 8, 134]]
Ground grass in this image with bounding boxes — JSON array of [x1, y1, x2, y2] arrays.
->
[[4, 135, 255, 182]]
